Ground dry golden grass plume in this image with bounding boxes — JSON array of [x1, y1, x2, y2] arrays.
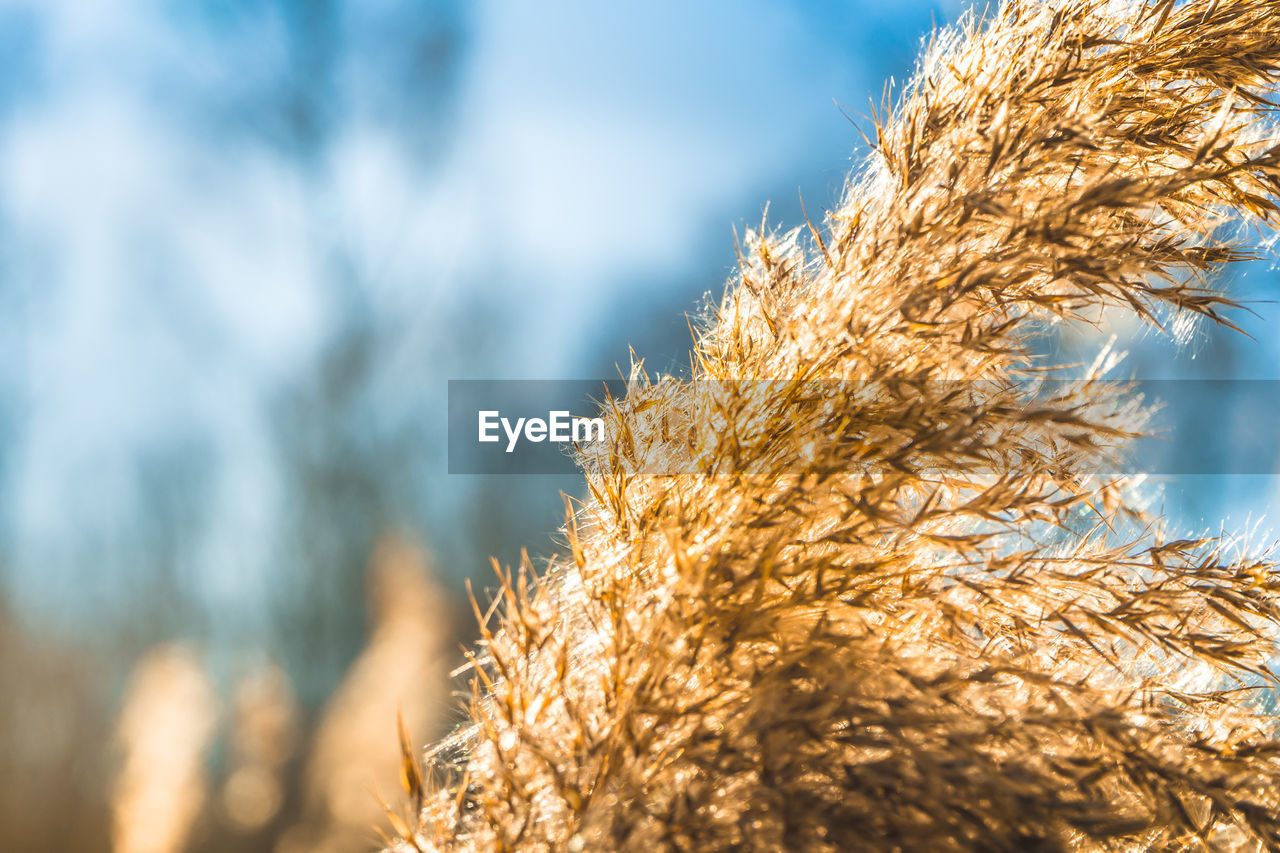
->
[[401, 1, 1280, 850], [282, 535, 454, 853], [219, 662, 300, 835], [111, 645, 217, 853]]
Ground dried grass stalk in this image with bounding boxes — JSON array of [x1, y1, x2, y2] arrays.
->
[[111, 645, 217, 853], [399, 1, 1280, 850], [287, 536, 453, 853]]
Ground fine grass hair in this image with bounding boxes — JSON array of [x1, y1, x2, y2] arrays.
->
[[397, 1, 1280, 850]]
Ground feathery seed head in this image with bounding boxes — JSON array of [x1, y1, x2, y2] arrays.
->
[[405, 2, 1280, 850]]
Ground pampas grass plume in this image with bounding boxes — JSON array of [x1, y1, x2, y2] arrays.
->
[[399, 2, 1280, 849]]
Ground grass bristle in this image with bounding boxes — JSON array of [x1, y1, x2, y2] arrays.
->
[[403, 2, 1280, 850]]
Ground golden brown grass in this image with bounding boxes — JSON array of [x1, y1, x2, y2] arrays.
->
[[284, 536, 454, 853], [400, 1, 1280, 849], [111, 645, 217, 853], [219, 662, 298, 834]]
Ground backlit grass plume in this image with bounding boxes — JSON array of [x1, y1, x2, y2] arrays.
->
[[400, 1, 1280, 849]]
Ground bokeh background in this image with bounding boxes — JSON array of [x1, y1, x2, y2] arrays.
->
[[1, 1, 1277, 851]]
